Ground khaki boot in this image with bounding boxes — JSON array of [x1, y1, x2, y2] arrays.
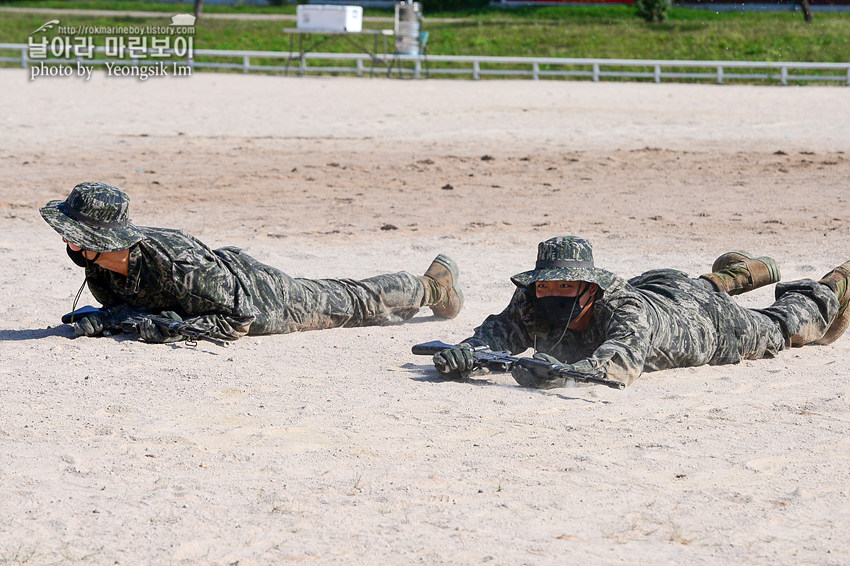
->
[[418, 254, 463, 319], [700, 251, 781, 296], [814, 261, 850, 345]]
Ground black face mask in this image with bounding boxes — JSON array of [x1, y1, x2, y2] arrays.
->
[[536, 296, 582, 328], [66, 245, 100, 268], [66, 244, 88, 268], [535, 284, 595, 329]]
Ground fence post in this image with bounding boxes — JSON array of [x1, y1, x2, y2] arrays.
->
[[716, 65, 723, 85], [356, 58, 363, 77], [532, 62, 539, 80], [21, 47, 28, 69], [414, 59, 421, 79], [654, 64, 660, 83], [781, 66, 787, 86], [473, 60, 480, 80], [592, 62, 599, 82], [846, 65, 850, 86], [243, 55, 249, 74]]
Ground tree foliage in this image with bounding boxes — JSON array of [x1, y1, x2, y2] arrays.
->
[[634, 0, 671, 23]]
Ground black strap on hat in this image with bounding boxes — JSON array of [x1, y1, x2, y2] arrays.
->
[[535, 259, 594, 270], [61, 202, 129, 229]]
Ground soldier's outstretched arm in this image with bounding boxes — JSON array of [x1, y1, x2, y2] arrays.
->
[[572, 299, 652, 387], [462, 288, 534, 355]]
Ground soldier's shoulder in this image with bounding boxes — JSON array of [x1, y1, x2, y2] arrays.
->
[[594, 274, 647, 311], [138, 226, 189, 239], [138, 226, 207, 248], [627, 268, 689, 287], [598, 274, 633, 296]]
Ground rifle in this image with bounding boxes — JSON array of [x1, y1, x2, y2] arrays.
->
[[412, 340, 624, 390], [62, 305, 231, 347]]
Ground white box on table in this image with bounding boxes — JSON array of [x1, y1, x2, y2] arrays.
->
[[296, 5, 363, 32]]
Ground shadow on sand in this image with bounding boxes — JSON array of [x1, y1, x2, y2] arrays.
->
[[0, 326, 75, 341]]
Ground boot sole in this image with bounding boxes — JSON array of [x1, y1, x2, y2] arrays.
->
[[814, 301, 849, 345], [814, 265, 850, 345]]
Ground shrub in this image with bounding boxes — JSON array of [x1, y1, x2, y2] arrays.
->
[[634, 0, 671, 22]]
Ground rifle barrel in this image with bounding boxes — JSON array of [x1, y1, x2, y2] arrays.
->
[[560, 369, 625, 390], [411, 340, 455, 355]]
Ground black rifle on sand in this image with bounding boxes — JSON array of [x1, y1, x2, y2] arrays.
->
[[62, 305, 231, 347], [412, 340, 624, 390]]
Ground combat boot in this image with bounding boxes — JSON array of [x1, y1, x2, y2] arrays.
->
[[814, 260, 850, 345], [418, 254, 463, 319], [700, 251, 781, 296]]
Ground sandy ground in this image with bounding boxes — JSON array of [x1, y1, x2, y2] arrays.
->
[[1, 70, 849, 565]]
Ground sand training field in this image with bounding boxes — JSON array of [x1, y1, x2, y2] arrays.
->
[[1, 70, 849, 564]]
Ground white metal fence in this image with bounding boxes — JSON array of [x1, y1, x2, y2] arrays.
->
[[2, 42, 848, 85]]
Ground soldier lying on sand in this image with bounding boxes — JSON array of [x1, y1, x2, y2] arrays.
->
[[42, 182, 463, 343], [433, 236, 849, 388]]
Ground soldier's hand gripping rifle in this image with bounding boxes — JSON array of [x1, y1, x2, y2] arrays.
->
[[412, 340, 624, 390], [62, 305, 231, 347]]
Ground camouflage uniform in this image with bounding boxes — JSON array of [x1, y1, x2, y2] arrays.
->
[[83, 227, 425, 340], [463, 237, 840, 387], [41, 183, 427, 341]]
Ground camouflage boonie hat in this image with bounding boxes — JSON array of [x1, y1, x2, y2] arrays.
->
[[511, 236, 616, 290], [40, 182, 144, 253]]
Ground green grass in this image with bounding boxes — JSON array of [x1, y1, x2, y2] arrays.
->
[[1, 0, 299, 14], [1, 1, 848, 62]]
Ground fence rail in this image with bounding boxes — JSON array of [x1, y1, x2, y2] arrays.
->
[[2, 43, 848, 85]]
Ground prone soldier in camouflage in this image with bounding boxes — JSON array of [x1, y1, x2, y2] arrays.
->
[[41, 182, 463, 343], [433, 236, 850, 388]]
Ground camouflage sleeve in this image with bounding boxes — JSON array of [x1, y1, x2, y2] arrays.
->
[[462, 288, 534, 354], [169, 251, 255, 340], [568, 297, 652, 387]]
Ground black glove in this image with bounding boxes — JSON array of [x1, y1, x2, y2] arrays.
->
[[532, 352, 560, 364], [138, 311, 185, 344], [432, 346, 476, 379], [74, 313, 107, 337], [511, 352, 568, 390]]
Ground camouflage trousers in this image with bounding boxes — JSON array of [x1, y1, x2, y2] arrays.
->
[[753, 279, 840, 347], [693, 275, 839, 362], [618, 270, 841, 374], [219, 249, 425, 335], [265, 272, 425, 334]]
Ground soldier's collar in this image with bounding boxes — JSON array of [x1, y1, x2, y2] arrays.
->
[[121, 244, 143, 295]]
